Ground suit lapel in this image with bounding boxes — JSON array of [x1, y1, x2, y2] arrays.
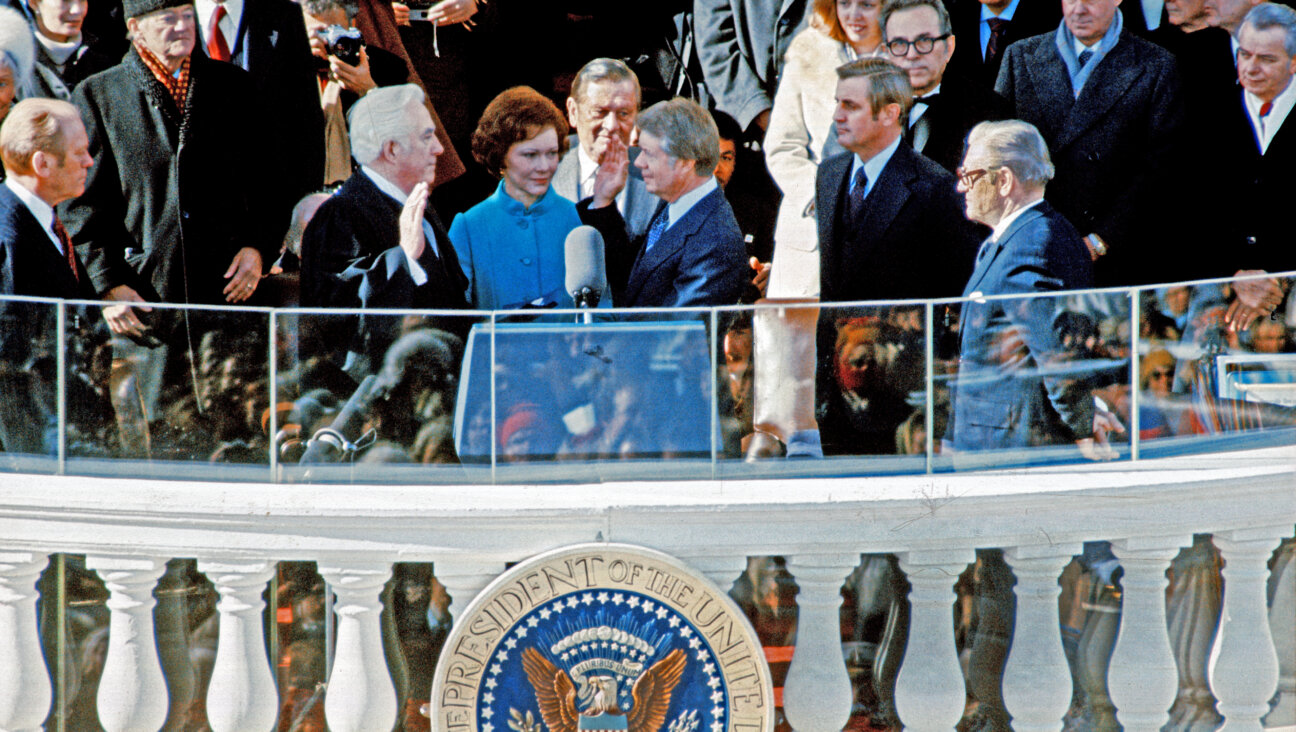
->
[[816, 152, 852, 253], [554, 144, 580, 202], [962, 204, 1047, 296], [627, 191, 722, 302], [1056, 35, 1142, 150], [4, 187, 82, 297], [854, 144, 916, 249], [1024, 40, 1074, 141]]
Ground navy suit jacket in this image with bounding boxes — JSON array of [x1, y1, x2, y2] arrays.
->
[[996, 29, 1184, 285], [588, 185, 747, 308], [816, 143, 978, 303], [946, 0, 1062, 91], [947, 201, 1094, 451]]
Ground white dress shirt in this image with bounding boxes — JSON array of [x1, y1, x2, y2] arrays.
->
[[664, 175, 719, 231], [991, 197, 1045, 243], [195, 0, 244, 58], [577, 143, 631, 216], [1245, 79, 1296, 154]]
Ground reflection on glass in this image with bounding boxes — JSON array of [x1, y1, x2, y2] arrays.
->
[[1139, 278, 1296, 445], [939, 290, 1131, 468], [278, 311, 479, 476], [461, 315, 714, 464], [0, 298, 68, 469], [276, 561, 328, 731]]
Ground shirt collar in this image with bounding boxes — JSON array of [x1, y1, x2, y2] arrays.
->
[[982, 0, 1021, 23], [666, 175, 719, 225], [577, 142, 599, 185], [4, 178, 56, 240], [850, 134, 903, 195], [1244, 76, 1296, 132], [195, 0, 243, 37], [991, 196, 1045, 243], [361, 165, 413, 204]]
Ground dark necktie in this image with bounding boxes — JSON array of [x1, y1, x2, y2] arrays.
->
[[51, 216, 78, 282], [985, 17, 1008, 66], [1078, 48, 1093, 68], [847, 167, 869, 227], [645, 205, 670, 252], [207, 4, 231, 62]]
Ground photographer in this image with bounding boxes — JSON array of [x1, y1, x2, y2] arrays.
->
[[301, 0, 407, 183]]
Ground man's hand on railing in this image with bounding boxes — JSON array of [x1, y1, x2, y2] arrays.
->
[[101, 284, 152, 337], [223, 247, 263, 303], [1226, 270, 1285, 332], [1077, 399, 1125, 461]]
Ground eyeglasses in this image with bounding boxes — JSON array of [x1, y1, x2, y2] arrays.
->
[[1150, 369, 1173, 380], [885, 34, 951, 56], [955, 167, 990, 188]]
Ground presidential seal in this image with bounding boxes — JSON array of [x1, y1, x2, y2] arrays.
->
[[431, 544, 774, 732]]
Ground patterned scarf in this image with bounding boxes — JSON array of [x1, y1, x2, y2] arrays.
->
[[134, 41, 191, 110]]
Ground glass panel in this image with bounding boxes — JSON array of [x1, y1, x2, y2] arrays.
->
[[0, 295, 61, 473], [276, 308, 489, 483], [483, 307, 717, 482], [722, 301, 929, 477], [1137, 273, 1296, 457], [64, 302, 273, 481], [934, 288, 1133, 471]]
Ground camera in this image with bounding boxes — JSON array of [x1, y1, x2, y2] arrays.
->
[[403, 0, 436, 21], [319, 24, 363, 66]]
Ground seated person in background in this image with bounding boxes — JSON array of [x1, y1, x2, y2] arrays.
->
[[26, 0, 115, 96], [300, 84, 468, 374], [581, 97, 747, 309], [301, 0, 408, 185], [447, 86, 610, 310]]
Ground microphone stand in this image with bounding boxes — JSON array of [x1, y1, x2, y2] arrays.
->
[[572, 286, 601, 325]]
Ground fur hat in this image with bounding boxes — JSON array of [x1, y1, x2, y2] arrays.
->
[[122, 0, 192, 22], [0, 6, 34, 87]]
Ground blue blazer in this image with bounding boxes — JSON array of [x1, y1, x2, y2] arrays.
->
[[947, 201, 1095, 450], [620, 186, 747, 309]]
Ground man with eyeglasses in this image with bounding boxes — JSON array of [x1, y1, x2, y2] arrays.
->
[[995, 0, 1184, 287], [60, 0, 278, 418], [880, 0, 1010, 172]]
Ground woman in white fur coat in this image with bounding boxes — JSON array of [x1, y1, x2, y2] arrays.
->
[[764, 0, 882, 298]]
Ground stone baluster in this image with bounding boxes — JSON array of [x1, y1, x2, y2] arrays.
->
[[435, 559, 507, 623], [1164, 535, 1222, 731], [1209, 528, 1287, 731], [682, 554, 749, 597], [0, 553, 51, 732], [1108, 538, 1188, 732], [783, 554, 858, 732], [895, 549, 976, 732], [1002, 543, 1083, 732], [197, 559, 277, 732], [86, 555, 170, 732], [318, 561, 397, 732], [1266, 536, 1296, 728]]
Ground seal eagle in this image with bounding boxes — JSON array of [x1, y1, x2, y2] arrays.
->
[[520, 647, 688, 732]]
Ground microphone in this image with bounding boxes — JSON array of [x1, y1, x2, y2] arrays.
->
[[299, 374, 379, 463], [564, 225, 607, 309]]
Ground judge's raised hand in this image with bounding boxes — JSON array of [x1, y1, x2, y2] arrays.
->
[[223, 247, 263, 303], [399, 182, 430, 261], [101, 284, 152, 337], [590, 135, 628, 210]]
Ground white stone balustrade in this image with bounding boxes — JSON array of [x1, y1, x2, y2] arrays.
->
[[318, 561, 398, 732], [1210, 528, 1289, 731], [1003, 543, 1084, 732], [0, 553, 50, 732], [0, 445, 1288, 732], [782, 554, 858, 732], [86, 555, 170, 732], [198, 558, 278, 732], [895, 548, 976, 732]]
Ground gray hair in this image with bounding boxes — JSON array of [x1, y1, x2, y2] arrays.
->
[[1241, 3, 1296, 56], [570, 57, 641, 106], [635, 97, 720, 176], [348, 84, 426, 166], [0, 6, 34, 91], [966, 119, 1055, 188], [880, 0, 953, 40]]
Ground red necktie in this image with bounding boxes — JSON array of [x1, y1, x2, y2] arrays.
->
[[207, 4, 230, 62], [51, 216, 78, 282], [1260, 101, 1274, 118]]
